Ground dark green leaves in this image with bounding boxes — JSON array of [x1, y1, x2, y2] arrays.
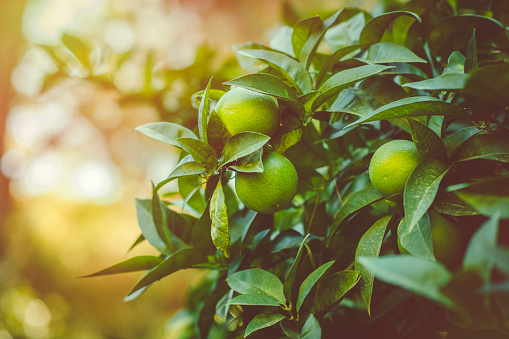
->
[[364, 42, 427, 64], [245, 313, 286, 337], [296, 261, 335, 313], [452, 133, 509, 162], [177, 138, 218, 175], [283, 234, 309, 303], [210, 182, 230, 258], [219, 132, 270, 169], [359, 11, 422, 44], [464, 65, 509, 106], [198, 77, 213, 143], [135, 199, 170, 255], [227, 268, 286, 306], [357, 255, 453, 306], [408, 119, 447, 162], [135, 122, 197, 147], [355, 216, 391, 315], [313, 270, 359, 318], [80, 256, 163, 278]]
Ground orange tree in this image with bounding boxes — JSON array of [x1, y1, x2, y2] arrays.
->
[[86, 0, 509, 338]]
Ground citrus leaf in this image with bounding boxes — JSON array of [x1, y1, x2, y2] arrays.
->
[[296, 261, 335, 313], [432, 191, 479, 216], [398, 214, 435, 261], [463, 212, 500, 283], [245, 313, 286, 337], [126, 234, 145, 254], [464, 65, 509, 106], [363, 42, 427, 64], [465, 29, 478, 74], [283, 234, 309, 304], [357, 255, 454, 307], [225, 73, 305, 117], [226, 268, 286, 305], [79, 256, 164, 278], [403, 73, 469, 91], [359, 11, 422, 44], [177, 138, 218, 175], [227, 294, 281, 307], [326, 186, 385, 246], [232, 42, 281, 72], [313, 270, 359, 318], [408, 119, 447, 162], [345, 97, 469, 128], [310, 64, 393, 113], [451, 176, 509, 218], [127, 248, 207, 297], [207, 110, 231, 155], [219, 132, 270, 168], [292, 15, 322, 65], [154, 161, 205, 193], [210, 181, 230, 258], [135, 122, 197, 147], [230, 148, 264, 173], [355, 215, 392, 316], [191, 201, 215, 253], [443, 126, 480, 157], [316, 43, 370, 86], [404, 158, 449, 235], [152, 190, 174, 252], [443, 51, 466, 75], [198, 77, 213, 143], [300, 314, 321, 339], [452, 133, 509, 162], [135, 198, 169, 255], [238, 49, 312, 93]]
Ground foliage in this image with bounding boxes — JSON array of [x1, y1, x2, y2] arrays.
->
[[86, 0, 509, 337]]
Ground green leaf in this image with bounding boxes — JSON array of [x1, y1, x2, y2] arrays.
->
[[126, 234, 145, 254], [232, 42, 280, 72], [363, 42, 427, 64], [408, 119, 448, 162], [443, 51, 466, 75], [310, 64, 393, 113], [283, 234, 309, 304], [432, 191, 479, 216], [198, 77, 213, 144], [79, 256, 164, 278], [404, 159, 449, 235], [135, 122, 197, 147], [324, 12, 366, 52], [227, 294, 281, 307], [154, 160, 205, 193], [292, 15, 322, 65], [398, 214, 435, 261], [210, 181, 230, 258], [403, 73, 469, 91], [177, 138, 218, 175], [220, 132, 270, 168], [443, 126, 480, 158], [300, 314, 321, 339], [62, 33, 90, 68], [463, 212, 500, 283], [245, 313, 286, 337], [316, 44, 369, 87], [191, 202, 215, 253], [230, 148, 264, 173], [296, 261, 335, 313], [225, 73, 305, 117], [463, 65, 509, 106], [326, 186, 385, 246], [345, 97, 469, 128], [152, 190, 174, 252], [451, 176, 509, 218], [313, 270, 359, 318], [359, 11, 422, 44], [357, 255, 453, 306], [127, 248, 207, 298], [355, 215, 391, 316], [238, 49, 312, 94], [453, 133, 509, 162], [226, 268, 286, 305], [207, 109, 231, 155], [135, 198, 169, 255], [465, 29, 478, 74]]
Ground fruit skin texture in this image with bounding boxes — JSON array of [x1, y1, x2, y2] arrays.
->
[[235, 152, 298, 214], [369, 140, 421, 197], [215, 87, 279, 137], [398, 211, 463, 266]]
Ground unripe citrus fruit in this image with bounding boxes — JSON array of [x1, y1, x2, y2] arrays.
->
[[235, 152, 298, 214], [369, 140, 421, 197], [215, 87, 279, 137], [398, 211, 463, 266]]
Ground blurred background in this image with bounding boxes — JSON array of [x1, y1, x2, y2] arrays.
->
[[0, 0, 379, 338]]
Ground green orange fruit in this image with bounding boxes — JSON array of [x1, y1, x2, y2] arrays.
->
[[369, 140, 421, 197], [235, 152, 298, 214], [215, 87, 279, 137]]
